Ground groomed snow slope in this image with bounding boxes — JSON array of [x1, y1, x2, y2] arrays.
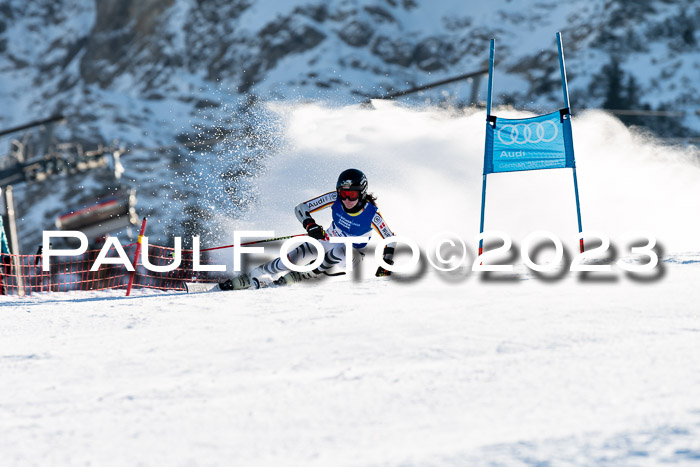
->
[[2, 263, 700, 466], [2, 104, 700, 466]]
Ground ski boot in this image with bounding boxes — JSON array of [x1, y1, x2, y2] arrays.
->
[[248, 266, 273, 289], [219, 274, 252, 290], [274, 269, 319, 286]]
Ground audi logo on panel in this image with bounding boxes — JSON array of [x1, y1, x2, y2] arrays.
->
[[497, 121, 559, 145]]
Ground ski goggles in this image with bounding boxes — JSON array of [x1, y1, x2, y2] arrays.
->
[[338, 189, 361, 201]]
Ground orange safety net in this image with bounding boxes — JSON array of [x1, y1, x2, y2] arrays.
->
[[0, 243, 225, 296]]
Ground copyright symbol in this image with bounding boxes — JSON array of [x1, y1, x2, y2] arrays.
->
[[427, 232, 467, 272]]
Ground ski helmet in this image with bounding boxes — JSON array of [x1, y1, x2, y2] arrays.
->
[[336, 168, 368, 199]]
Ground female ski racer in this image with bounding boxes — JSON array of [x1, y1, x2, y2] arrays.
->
[[221, 168, 396, 289]]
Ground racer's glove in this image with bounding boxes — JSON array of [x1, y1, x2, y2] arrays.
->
[[303, 218, 327, 240], [375, 259, 393, 277]]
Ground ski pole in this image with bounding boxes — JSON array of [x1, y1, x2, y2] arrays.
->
[[199, 234, 307, 253]]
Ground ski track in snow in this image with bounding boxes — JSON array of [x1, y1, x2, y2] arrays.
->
[[2, 260, 700, 466]]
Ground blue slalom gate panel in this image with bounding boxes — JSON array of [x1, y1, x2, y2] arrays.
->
[[483, 109, 575, 174]]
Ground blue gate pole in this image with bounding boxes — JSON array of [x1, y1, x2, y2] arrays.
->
[[486, 39, 495, 117], [556, 32, 570, 109], [557, 32, 584, 253], [479, 39, 495, 256]]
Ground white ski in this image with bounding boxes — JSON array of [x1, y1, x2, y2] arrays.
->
[[185, 282, 222, 293]]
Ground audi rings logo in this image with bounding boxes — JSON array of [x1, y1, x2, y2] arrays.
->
[[497, 121, 559, 145]]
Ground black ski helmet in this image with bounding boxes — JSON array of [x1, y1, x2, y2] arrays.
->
[[336, 168, 368, 199]]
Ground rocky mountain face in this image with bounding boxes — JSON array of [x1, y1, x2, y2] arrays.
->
[[0, 0, 698, 252]]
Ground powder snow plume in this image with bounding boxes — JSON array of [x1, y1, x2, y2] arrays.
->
[[224, 101, 700, 259]]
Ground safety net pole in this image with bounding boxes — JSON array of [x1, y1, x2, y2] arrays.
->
[[126, 217, 147, 296]]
